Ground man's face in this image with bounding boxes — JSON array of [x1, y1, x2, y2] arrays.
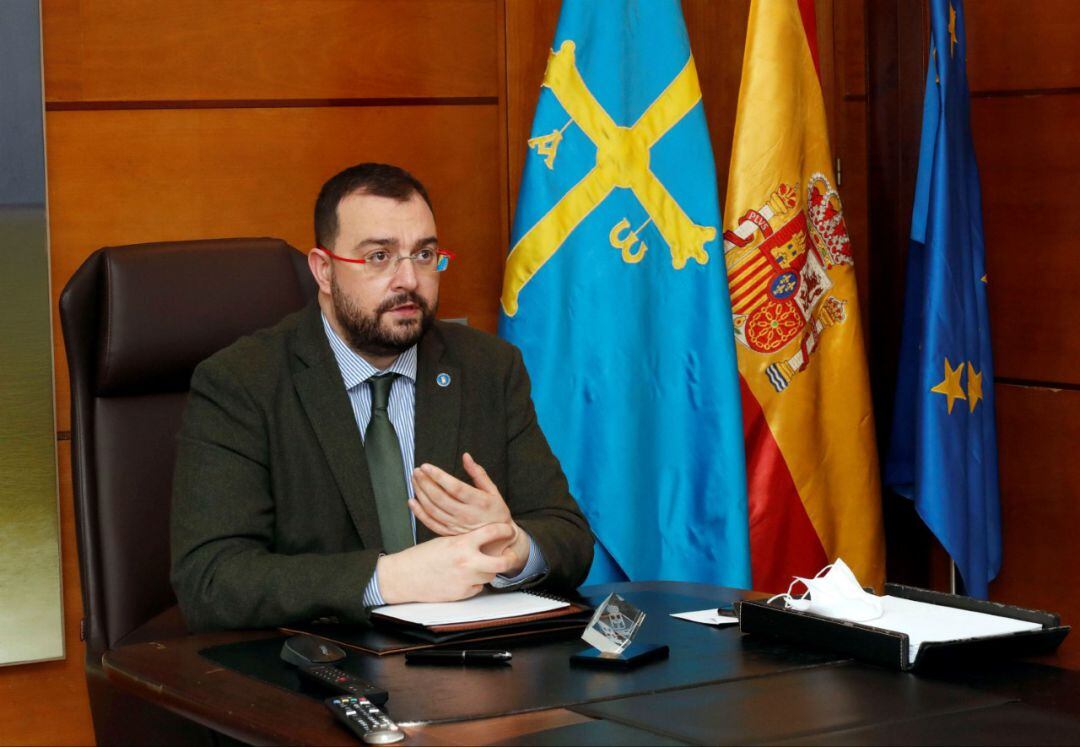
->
[[326, 191, 440, 359]]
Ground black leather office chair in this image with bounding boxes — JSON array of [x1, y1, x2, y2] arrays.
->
[[60, 238, 317, 745]]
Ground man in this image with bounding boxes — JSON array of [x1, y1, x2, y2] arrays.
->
[[171, 163, 593, 631]]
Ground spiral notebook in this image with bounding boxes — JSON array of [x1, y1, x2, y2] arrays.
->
[[372, 589, 576, 631], [281, 589, 592, 655]]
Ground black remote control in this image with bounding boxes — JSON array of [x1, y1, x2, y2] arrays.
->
[[325, 695, 404, 744], [299, 664, 389, 706]]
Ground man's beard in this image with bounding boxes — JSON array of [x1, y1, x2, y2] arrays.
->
[[331, 275, 436, 358]]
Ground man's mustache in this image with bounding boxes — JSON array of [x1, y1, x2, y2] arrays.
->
[[376, 292, 430, 315]]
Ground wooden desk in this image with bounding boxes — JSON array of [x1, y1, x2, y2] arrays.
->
[[102, 581, 738, 746], [102, 582, 1076, 746], [104, 626, 594, 746]]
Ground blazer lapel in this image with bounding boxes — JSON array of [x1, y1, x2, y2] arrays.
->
[[413, 324, 461, 544], [291, 307, 382, 550]]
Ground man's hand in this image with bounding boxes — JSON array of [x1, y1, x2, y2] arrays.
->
[[410, 453, 530, 576], [410, 452, 510, 532], [376, 523, 521, 604]]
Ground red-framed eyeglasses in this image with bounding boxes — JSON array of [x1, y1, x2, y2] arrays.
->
[[316, 245, 455, 274]]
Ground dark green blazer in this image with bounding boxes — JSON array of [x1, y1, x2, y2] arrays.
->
[[170, 303, 593, 631]]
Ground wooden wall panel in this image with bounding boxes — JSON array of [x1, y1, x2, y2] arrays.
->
[[682, 0, 752, 204], [973, 94, 1080, 386], [835, 100, 870, 330], [835, 0, 866, 98], [863, 0, 1080, 634], [43, 0, 500, 102], [965, 0, 1080, 93], [32, 3, 510, 743], [46, 103, 504, 432], [504, 0, 560, 216], [815, 0, 838, 138], [991, 384, 1080, 667], [0, 441, 94, 745]]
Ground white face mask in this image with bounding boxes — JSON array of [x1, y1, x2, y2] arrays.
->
[[768, 558, 884, 623]]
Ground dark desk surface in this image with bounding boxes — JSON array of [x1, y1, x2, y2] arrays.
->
[[102, 581, 1078, 746]]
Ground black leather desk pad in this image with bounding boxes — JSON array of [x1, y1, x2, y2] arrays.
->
[[500, 719, 691, 746], [571, 661, 1013, 745], [200, 590, 843, 724], [773, 702, 1080, 746], [916, 659, 1080, 714]]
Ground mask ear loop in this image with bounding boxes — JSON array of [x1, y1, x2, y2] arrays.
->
[[767, 577, 809, 606], [814, 562, 835, 579]]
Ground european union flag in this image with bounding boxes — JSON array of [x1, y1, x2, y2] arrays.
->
[[885, 0, 1001, 598], [499, 0, 751, 587]]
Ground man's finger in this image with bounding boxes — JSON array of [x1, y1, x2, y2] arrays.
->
[[409, 498, 455, 536], [419, 463, 481, 503], [465, 521, 515, 549], [412, 472, 471, 528], [462, 452, 499, 494], [468, 548, 517, 577]]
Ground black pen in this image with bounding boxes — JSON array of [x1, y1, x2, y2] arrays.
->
[[405, 649, 512, 665]]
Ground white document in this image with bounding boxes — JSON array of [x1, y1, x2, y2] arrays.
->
[[670, 608, 740, 626], [869, 595, 1043, 664], [372, 590, 567, 627]]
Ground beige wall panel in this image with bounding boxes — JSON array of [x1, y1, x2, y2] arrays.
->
[[991, 384, 1080, 668], [47, 103, 504, 431], [971, 94, 1080, 385], [966, 0, 1080, 93], [43, 0, 499, 102], [0, 440, 95, 746]]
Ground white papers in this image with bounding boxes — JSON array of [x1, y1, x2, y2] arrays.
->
[[868, 595, 1043, 664], [372, 590, 567, 627], [670, 608, 740, 626]]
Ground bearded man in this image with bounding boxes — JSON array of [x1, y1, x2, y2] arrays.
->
[[170, 163, 593, 631]]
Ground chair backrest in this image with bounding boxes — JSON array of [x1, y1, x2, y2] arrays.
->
[[60, 238, 316, 660]]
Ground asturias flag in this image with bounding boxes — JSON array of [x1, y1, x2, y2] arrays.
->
[[885, 0, 1001, 599], [499, 0, 751, 587], [724, 0, 885, 591]]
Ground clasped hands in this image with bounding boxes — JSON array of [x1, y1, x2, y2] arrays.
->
[[375, 453, 531, 604]]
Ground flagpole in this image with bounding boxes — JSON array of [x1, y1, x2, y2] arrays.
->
[[949, 560, 957, 595]]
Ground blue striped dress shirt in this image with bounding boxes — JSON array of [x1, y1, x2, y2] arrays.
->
[[320, 314, 546, 607]]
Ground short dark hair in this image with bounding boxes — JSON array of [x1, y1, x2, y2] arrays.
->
[[314, 163, 433, 249]]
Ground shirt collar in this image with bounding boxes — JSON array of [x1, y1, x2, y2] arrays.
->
[[321, 312, 417, 390]]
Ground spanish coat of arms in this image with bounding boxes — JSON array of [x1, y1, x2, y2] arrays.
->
[[723, 174, 854, 392]]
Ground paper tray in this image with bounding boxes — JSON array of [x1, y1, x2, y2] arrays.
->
[[735, 583, 1070, 672]]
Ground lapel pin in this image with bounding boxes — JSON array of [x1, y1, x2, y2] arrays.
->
[[436, 372, 451, 388]]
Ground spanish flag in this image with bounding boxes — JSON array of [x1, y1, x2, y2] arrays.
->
[[724, 0, 885, 591]]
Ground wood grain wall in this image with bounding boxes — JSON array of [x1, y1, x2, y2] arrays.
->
[[8, 2, 509, 743], [867, 0, 1080, 666], [965, 0, 1080, 665]]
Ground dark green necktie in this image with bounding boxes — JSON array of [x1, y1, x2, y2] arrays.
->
[[365, 373, 413, 552]]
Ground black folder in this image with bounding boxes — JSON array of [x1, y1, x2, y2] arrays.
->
[[281, 592, 593, 655]]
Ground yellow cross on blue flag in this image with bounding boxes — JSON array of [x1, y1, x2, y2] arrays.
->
[[885, 0, 1001, 598], [499, 0, 751, 586]]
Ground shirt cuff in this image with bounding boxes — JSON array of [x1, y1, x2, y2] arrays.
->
[[363, 568, 386, 608], [492, 533, 548, 587]]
